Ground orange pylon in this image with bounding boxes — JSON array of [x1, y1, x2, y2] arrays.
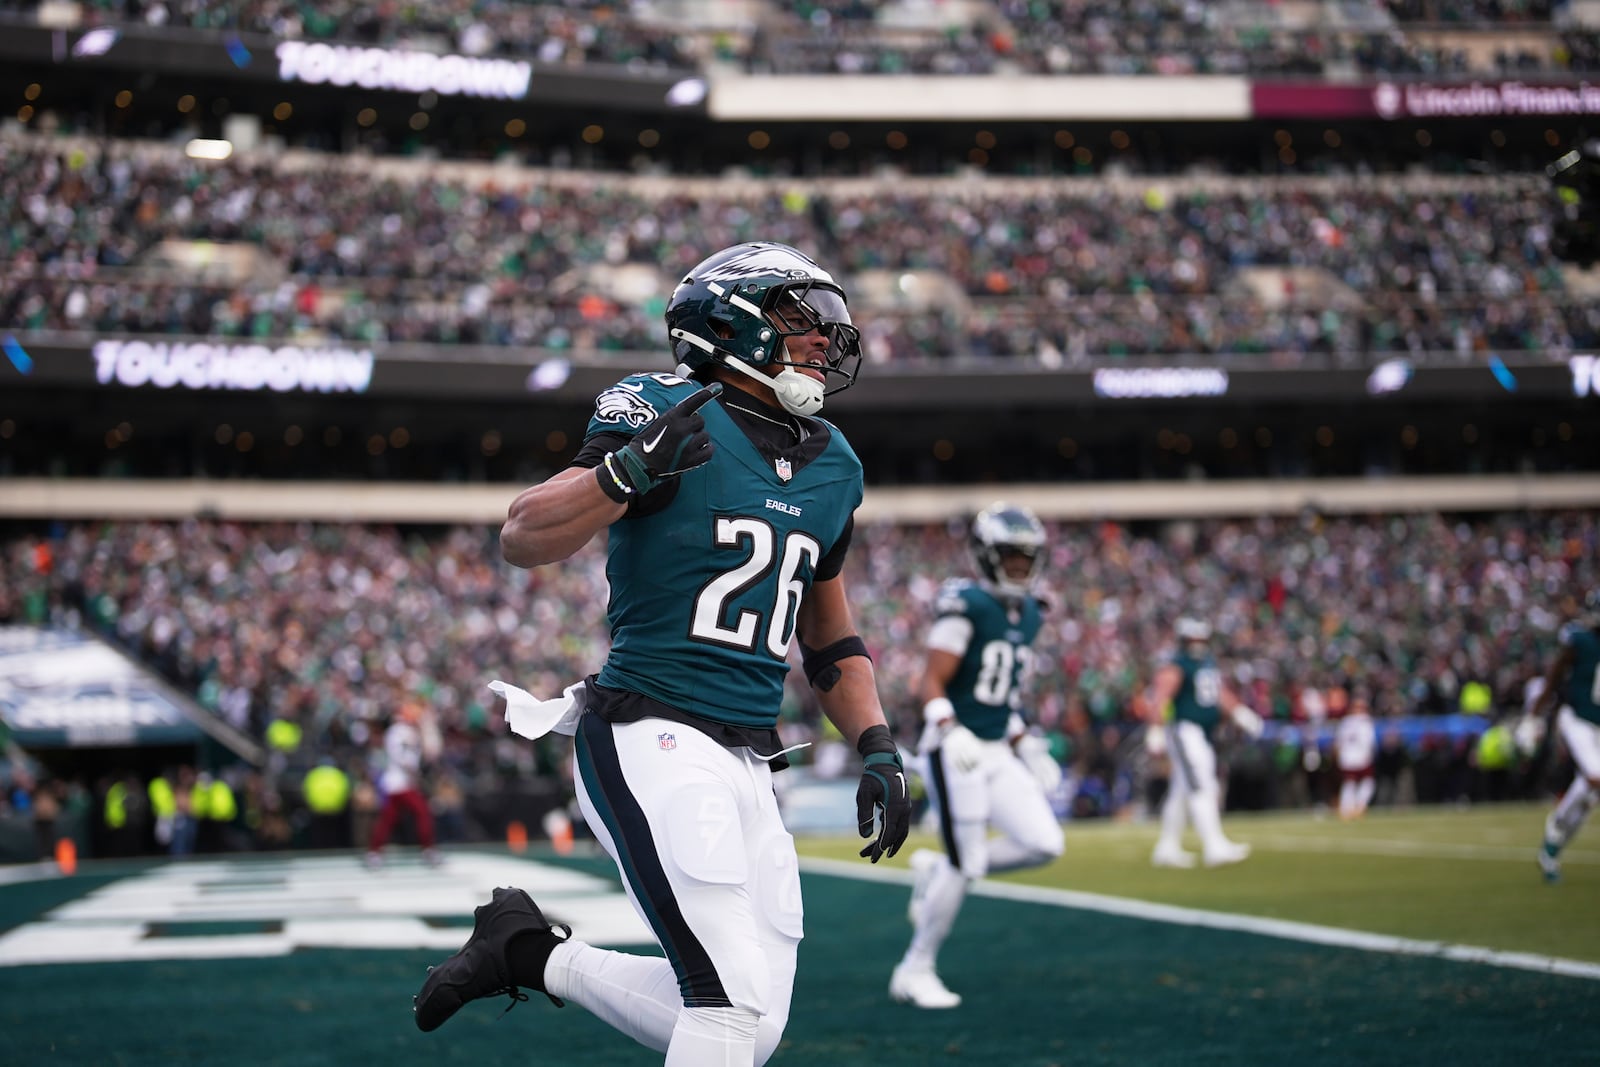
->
[[549, 812, 574, 856], [506, 820, 528, 853], [54, 837, 77, 876]]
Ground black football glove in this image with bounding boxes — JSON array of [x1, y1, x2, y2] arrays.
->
[[855, 724, 910, 863], [599, 384, 721, 502]]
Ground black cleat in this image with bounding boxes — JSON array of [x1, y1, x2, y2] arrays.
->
[[413, 886, 570, 1032]]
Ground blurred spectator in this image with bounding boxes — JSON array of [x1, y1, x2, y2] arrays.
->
[[350, 768, 381, 849], [430, 769, 470, 844], [1, 134, 1590, 369], [1473, 714, 1518, 801], [30, 777, 60, 860], [3, 507, 1595, 832], [302, 759, 353, 849], [1335, 694, 1378, 819], [366, 701, 441, 866], [171, 766, 199, 855]]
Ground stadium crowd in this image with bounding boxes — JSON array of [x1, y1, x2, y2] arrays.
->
[[756, 1, 1593, 78], [1, 507, 1589, 850], [3, 134, 1591, 365], [7, 0, 1598, 77], [0, 0, 699, 67]]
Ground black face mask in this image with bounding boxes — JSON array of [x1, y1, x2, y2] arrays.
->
[[763, 283, 863, 390]]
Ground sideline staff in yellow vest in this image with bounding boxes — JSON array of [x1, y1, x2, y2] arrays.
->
[[148, 774, 178, 852], [303, 762, 352, 850]]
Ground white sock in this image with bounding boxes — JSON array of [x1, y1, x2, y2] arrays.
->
[[1339, 780, 1356, 818], [1355, 777, 1375, 813], [1546, 778, 1596, 853], [1155, 781, 1188, 853], [1187, 789, 1232, 854], [666, 1005, 759, 1067], [902, 856, 967, 970]]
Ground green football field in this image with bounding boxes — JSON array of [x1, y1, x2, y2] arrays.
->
[[0, 803, 1595, 1066]]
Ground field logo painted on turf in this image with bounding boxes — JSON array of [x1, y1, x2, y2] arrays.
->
[[0, 853, 652, 967]]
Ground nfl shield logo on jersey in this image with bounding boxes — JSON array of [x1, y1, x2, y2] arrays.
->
[[775, 458, 792, 482], [658, 732, 677, 751]]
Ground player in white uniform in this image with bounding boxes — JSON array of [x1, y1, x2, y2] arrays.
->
[[411, 242, 910, 1065], [1533, 589, 1600, 883], [891, 504, 1065, 1009], [1335, 694, 1377, 820], [1147, 618, 1262, 869]]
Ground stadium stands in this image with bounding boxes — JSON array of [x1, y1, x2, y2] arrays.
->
[[7, 0, 1596, 75], [2, 0, 1597, 856], [2, 508, 1591, 840], [3, 133, 1591, 364]]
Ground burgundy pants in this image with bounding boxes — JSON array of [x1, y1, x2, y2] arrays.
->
[[369, 788, 435, 850]]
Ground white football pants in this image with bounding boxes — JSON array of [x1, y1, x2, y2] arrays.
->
[[1156, 720, 1240, 859], [1546, 707, 1600, 853], [903, 737, 1064, 970], [550, 713, 803, 1066]]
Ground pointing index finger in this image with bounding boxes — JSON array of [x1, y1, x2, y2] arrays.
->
[[676, 382, 722, 413]]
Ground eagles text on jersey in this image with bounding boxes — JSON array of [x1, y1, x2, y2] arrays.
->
[[586, 373, 863, 731]]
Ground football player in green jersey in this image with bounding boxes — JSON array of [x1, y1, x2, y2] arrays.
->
[[1146, 617, 1262, 869], [891, 503, 1066, 1009], [1533, 588, 1600, 883], [414, 243, 910, 1065]]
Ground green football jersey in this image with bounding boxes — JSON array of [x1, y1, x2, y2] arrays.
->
[[1559, 622, 1600, 725], [932, 578, 1044, 741], [1169, 650, 1223, 739], [585, 372, 863, 731]]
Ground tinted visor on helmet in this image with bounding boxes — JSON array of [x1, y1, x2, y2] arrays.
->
[[996, 544, 1040, 568], [763, 282, 863, 381]]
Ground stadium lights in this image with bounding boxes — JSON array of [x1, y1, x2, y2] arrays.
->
[[185, 138, 234, 161], [71, 27, 119, 58], [1365, 358, 1413, 397], [526, 359, 572, 392], [665, 78, 707, 108]]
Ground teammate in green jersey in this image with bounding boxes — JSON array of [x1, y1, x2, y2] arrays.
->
[[1147, 617, 1263, 869], [891, 503, 1065, 1009], [415, 242, 910, 1065]]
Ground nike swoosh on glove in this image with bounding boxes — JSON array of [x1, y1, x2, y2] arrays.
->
[[855, 724, 910, 863], [599, 384, 721, 501]]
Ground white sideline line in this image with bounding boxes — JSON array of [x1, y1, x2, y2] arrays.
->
[[1248, 835, 1600, 865], [0, 863, 60, 886], [798, 856, 1600, 983]]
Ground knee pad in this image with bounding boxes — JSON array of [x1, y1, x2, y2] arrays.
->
[[663, 785, 748, 886], [1032, 823, 1066, 861], [755, 833, 804, 942]]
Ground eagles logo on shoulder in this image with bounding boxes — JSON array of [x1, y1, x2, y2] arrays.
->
[[595, 383, 660, 428]]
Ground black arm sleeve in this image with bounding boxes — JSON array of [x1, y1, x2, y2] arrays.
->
[[570, 430, 680, 517], [813, 514, 854, 582], [570, 430, 630, 470]]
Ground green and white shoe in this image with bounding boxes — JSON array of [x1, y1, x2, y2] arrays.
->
[[1538, 846, 1562, 884]]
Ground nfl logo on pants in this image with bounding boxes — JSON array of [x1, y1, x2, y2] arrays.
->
[[658, 732, 677, 751]]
